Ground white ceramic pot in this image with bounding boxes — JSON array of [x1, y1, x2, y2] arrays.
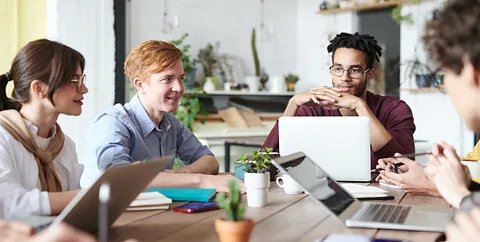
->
[[244, 172, 270, 207], [244, 76, 260, 92], [268, 76, 286, 93]]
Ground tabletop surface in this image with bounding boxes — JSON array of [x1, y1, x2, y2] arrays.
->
[[110, 182, 449, 242]]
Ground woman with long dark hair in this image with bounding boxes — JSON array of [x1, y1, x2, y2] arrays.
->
[[0, 39, 88, 219]]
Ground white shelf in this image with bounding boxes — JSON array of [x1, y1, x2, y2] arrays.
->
[[185, 90, 296, 96]]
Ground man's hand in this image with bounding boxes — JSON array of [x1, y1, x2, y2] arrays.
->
[[445, 207, 480, 242], [376, 154, 439, 195], [425, 142, 472, 208], [290, 87, 342, 107], [199, 174, 245, 193], [325, 91, 365, 111]]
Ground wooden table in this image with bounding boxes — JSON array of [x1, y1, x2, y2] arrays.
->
[[110, 183, 449, 242]]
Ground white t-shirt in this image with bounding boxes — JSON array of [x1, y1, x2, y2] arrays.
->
[[0, 120, 83, 219]]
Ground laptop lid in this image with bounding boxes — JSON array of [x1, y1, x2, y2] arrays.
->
[[271, 152, 362, 223], [51, 157, 171, 233], [278, 116, 371, 181]]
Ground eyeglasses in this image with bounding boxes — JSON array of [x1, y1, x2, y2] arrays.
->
[[329, 66, 370, 79], [71, 74, 86, 92]]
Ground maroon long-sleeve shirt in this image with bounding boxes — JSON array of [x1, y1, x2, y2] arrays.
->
[[263, 91, 416, 169]]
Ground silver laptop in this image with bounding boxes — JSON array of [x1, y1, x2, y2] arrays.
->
[[271, 152, 453, 232], [279, 116, 371, 181], [17, 157, 171, 233]]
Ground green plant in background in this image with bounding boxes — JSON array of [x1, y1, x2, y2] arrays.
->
[[284, 73, 299, 84], [237, 147, 273, 173], [174, 88, 208, 131], [391, 5, 413, 25], [198, 42, 219, 77], [216, 179, 245, 221], [170, 33, 198, 73], [251, 28, 260, 76]]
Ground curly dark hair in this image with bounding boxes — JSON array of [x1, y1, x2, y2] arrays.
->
[[423, 0, 480, 74], [327, 32, 383, 70]]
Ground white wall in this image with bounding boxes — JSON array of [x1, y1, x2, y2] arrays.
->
[[296, 0, 358, 92], [47, 0, 116, 163], [399, 0, 475, 156], [128, 0, 297, 86]]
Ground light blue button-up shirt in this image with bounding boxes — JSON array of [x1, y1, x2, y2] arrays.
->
[[80, 95, 213, 187]]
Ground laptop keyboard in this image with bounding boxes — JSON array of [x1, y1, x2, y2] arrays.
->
[[358, 204, 411, 224]]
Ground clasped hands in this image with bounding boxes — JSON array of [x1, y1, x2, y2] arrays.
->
[[292, 86, 363, 111]]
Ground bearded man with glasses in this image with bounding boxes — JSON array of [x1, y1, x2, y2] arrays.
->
[[263, 32, 416, 169]]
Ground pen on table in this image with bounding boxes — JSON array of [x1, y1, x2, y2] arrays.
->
[[374, 152, 433, 173]]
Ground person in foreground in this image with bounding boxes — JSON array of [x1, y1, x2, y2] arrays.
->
[[81, 40, 241, 192], [377, 0, 480, 240], [262, 32, 416, 169], [377, 0, 480, 202], [0, 220, 138, 242], [0, 39, 87, 219]]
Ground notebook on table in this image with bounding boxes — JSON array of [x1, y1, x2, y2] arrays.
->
[[145, 188, 216, 202], [126, 192, 173, 211]]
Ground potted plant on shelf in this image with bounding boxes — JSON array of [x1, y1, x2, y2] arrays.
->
[[215, 179, 254, 242], [391, 5, 414, 25], [198, 42, 220, 91], [237, 148, 273, 207], [245, 28, 261, 92], [401, 59, 435, 88], [170, 33, 198, 90], [284, 73, 299, 92]]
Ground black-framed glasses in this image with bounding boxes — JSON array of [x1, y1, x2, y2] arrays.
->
[[329, 66, 370, 79], [71, 74, 86, 92]]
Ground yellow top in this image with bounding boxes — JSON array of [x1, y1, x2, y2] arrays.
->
[[463, 141, 480, 161]]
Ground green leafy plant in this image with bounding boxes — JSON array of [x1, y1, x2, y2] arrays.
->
[[170, 33, 198, 73], [391, 5, 413, 25], [174, 88, 208, 131], [237, 147, 273, 173], [284, 73, 299, 83], [198, 42, 219, 77], [216, 179, 245, 221], [251, 28, 260, 76]]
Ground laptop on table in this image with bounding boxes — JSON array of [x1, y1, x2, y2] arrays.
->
[[17, 157, 171, 233], [278, 116, 371, 182], [271, 152, 453, 232]]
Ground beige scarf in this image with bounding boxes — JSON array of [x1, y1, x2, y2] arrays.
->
[[0, 110, 64, 192]]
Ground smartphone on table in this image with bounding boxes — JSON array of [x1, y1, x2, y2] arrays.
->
[[172, 202, 219, 213]]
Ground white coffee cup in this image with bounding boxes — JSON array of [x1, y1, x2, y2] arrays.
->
[[461, 160, 480, 183], [276, 174, 303, 194]]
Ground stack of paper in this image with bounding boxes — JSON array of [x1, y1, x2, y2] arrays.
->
[[126, 192, 172, 211], [340, 184, 388, 198]]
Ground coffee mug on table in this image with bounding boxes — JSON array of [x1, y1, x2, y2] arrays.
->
[[276, 174, 303, 194], [461, 160, 480, 183]]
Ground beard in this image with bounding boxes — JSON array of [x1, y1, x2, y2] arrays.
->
[[332, 76, 368, 97]]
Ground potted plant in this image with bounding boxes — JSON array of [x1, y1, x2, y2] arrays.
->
[[400, 59, 435, 88], [284, 73, 299, 91], [170, 33, 198, 90], [215, 179, 255, 242], [391, 5, 414, 25], [245, 28, 261, 92], [198, 42, 220, 91], [237, 148, 273, 207], [174, 87, 208, 131]]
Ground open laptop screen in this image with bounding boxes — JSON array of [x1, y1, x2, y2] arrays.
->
[[274, 154, 356, 215]]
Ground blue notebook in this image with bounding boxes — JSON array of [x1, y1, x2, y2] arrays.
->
[[145, 188, 217, 202]]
